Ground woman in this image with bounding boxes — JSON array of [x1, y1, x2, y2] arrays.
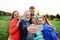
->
[[31, 16, 45, 40], [38, 15, 58, 40], [31, 16, 38, 25], [9, 11, 20, 40]]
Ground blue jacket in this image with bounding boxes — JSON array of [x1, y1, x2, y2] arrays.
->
[[42, 23, 58, 40]]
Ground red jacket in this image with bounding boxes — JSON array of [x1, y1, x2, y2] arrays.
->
[[9, 18, 20, 40]]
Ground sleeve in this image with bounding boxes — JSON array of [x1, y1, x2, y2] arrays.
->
[[43, 29, 51, 40], [9, 21, 19, 35], [55, 32, 58, 37], [43, 28, 58, 40], [19, 20, 28, 32]]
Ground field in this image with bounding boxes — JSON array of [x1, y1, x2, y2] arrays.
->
[[50, 21, 60, 37], [0, 16, 10, 40], [0, 16, 60, 40]]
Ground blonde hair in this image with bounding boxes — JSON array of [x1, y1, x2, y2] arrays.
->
[[39, 15, 51, 26], [31, 16, 38, 25]]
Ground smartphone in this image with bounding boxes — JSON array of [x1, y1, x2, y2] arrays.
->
[[32, 25, 43, 31]]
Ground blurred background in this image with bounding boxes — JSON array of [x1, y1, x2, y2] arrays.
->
[[0, 0, 60, 40]]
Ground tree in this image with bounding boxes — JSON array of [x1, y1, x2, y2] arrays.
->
[[0, 11, 11, 16], [0, 11, 4, 16], [56, 13, 60, 19], [50, 15, 55, 20]]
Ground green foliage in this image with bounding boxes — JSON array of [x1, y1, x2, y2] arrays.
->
[[0, 16, 60, 40], [45, 13, 60, 20], [0, 11, 11, 16]]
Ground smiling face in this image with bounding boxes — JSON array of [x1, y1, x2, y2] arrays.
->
[[25, 13, 30, 21], [14, 11, 20, 19], [29, 6, 35, 16], [32, 18, 37, 24], [31, 16, 38, 25], [38, 17, 45, 25], [24, 11, 30, 21], [29, 9, 35, 16]]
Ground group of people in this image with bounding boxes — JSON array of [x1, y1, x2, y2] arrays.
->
[[9, 6, 59, 40]]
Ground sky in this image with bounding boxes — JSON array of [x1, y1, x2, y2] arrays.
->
[[0, 0, 60, 15]]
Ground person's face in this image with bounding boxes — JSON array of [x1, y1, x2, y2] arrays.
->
[[38, 18, 45, 24], [29, 9, 35, 16], [32, 18, 37, 25], [14, 12, 20, 19], [25, 13, 30, 21]]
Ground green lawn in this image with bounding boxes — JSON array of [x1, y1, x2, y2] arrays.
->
[[0, 16, 11, 40], [0, 16, 60, 40], [50, 21, 60, 38]]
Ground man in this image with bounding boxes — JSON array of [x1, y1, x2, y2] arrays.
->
[[29, 6, 39, 24], [19, 11, 38, 40], [29, 6, 39, 19]]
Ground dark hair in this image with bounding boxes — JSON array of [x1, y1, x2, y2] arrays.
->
[[11, 11, 18, 20], [29, 6, 35, 9], [39, 15, 51, 26]]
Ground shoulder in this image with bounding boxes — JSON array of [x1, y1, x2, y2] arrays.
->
[[10, 19, 16, 23], [34, 14, 39, 19], [20, 19, 25, 22], [34, 14, 38, 16], [19, 19, 26, 24], [43, 23, 50, 27], [10, 19, 18, 26], [43, 23, 54, 30]]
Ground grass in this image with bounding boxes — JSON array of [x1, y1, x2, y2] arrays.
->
[[0, 16, 60, 40], [0, 16, 11, 40], [50, 21, 60, 38]]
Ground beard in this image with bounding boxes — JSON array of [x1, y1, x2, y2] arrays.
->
[[26, 19, 30, 21], [31, 13, 34, 16], [25, 18, 30, 21]]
